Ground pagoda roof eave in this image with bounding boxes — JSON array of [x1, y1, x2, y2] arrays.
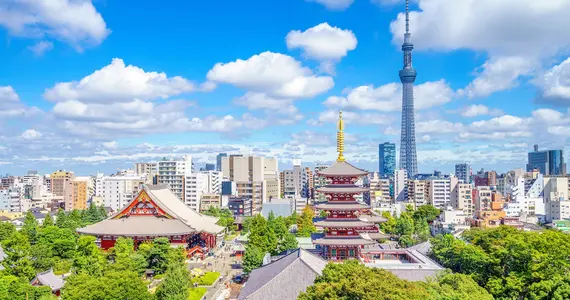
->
[[317, 186, 369, 193], [313, 237, 376, 246], [316, 161, 368, 177], [315, 203, 370, 210], [315, 220, 375, 228]]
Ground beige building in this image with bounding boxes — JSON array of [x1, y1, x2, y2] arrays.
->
[[451, 183, 474, 216], [368, 173, 391, 210], [71, 176, 94, 210], [407, 180, 427, 208], [221, 155, 279, 214], [474, 186, 493, 212], [51, 170, 75, 211], [200, 194, 222, 213], [134, 162, 157, 184], [544, 176, 569, 222]]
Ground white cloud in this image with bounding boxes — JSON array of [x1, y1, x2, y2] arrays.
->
[[206, 51, 334, 98], [0, 0, 110, 50], [306, 0, 354, 10], [102, 141, 118, 149], [21, 129, 42, 140], [460, 104, 503, 117], [44, 58, 198, 103], [534, 57, 570, 105], [0, 86, 19, 102], [417, 120, 464, 134], [324, 79, 453, 111], [459, 56, 535, 99], [28, 40, 53, 56], [286, 23, 357, 74], [312, 109, 394, 126], [234, 92, 291, 110]]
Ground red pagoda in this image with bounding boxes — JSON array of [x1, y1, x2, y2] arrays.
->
[[313, 111, 384, 260], [77, 184, 225, 255]]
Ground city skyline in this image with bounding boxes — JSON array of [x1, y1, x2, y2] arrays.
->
[[2, 0, 570, 175]]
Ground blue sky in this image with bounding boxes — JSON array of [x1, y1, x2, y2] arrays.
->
[[1, 0, 570, 175]]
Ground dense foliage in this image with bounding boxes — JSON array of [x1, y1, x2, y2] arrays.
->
[[203, 206, 235, 232], [296, 206, 316, 237], [431, 226, 570, 300], [242, 213, 299, 273], [298, 260, 492, 300], [379, 205, 438, 247]]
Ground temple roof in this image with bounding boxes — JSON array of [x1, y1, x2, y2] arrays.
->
[[31, 270, 64, 292], [77, 217, 194, 237], [359, 214, 388, 223], [238, 248, 327, 300], [315, 203, 370, 210], [316, 185, 369, 193], [316, 161, 368, 177], [314, 220, 375, 228], [79, 184, 225, 236], [313, 237, 376, 246]]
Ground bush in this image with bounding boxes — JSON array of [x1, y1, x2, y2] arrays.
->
[[188, 287, 207, 300], [54, 259, 73, 275], [192, 272, 220, 286]]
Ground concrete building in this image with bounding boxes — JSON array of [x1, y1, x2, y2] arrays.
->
[[184, 173, 207, 211], [228, 197, 253, 217], [282, 160, 308, 199], [157, 156, 193, 201], [426, 177, 457, 210], [50, 170, 75, 211], [451, 183, 474, 216], [305, 167, 314, 199], [0, 188, 21, 212], [368, 173, 392, 210], [71, 177, 94, 210], [221, 155, 279, 214], [216, 153, 227, 172], [474, 186, 493, 212], [200, 171, 221, 194], [407, 180, 427, 208], [199, 194, 221, 213], [379, 142, 396, 177], [454, 163, 471, 184], [394, 169, 408, 201], [313, 164, 329, 203], [134, 162, 157, 184], [527, 145, 566, 176], [544, 176, 569, 222], [95, 174, 146, 211]]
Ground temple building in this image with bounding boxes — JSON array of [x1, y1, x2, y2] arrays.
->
[[313, 112, 386, 260], [77, 184, 225, 254]]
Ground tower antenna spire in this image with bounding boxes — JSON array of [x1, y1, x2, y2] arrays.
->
[[405, 0, 410, 34], [336, 111, 345, 162]]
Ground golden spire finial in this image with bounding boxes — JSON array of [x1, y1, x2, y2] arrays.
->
[[337, 110, 345, 162]]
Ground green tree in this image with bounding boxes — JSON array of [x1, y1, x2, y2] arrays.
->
[[21, 211, 39, 244], [155, 264, 192, 300], [278, 232, 298, 253], [1, 231, 36, 280], [37, 226, 76, 259], [421, 273, 494, 300], [83, 202, 103, 225], [73, 235, 106, 276], [414, 217, 431, 241], [0, 221, 16, 242], [62, 271, 151, 300], [395, 212, 414, 237], [148, 237, 181, 274], [55, 209, 67, 228], [42, 213, 54, 228], [31, 243, 54, 272], [379, 211, 396, 234], [243, 245, 265, 274], [0, 274, 53, 300], [297, 206, 316, 237], [413, 205, 440, 222]]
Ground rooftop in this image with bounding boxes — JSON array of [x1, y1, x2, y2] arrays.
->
[[316, 161, 368, 177]]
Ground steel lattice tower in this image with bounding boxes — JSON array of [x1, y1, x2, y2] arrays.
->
[[398, 0, 418, 177]]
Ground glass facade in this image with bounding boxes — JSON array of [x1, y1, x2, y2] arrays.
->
[[379, 143, 396, 177], [527, 149, 566, 175]]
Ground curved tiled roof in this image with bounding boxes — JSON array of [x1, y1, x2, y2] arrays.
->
[[314, 203, 370, 210], [316, 184, 369, 193], [77, 216, 194, 236], [314, 220, 375, 228], [316, 161, 368, 177], [313, 237, 376, 246]]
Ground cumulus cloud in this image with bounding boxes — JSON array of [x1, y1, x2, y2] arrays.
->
[[21, 129, 42, 140], [311, 109, 394, 126], [206, 51, 334, 99], [323, 80, 453, 111], [0, 86, 19, 102], [306, 0, 354, 10], [460, 104, 503, 117], [0, 0, 110, 50], [0, 86, 42, 118], [286, 23, 357, 73], [534, 58, 570, 105], [28, 40, 53, 56]]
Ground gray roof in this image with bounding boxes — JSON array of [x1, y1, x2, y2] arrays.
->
[[77, 216, 194, 236], [316, 161, 368, 177], [315, 203, 369, 210], [32, 270, 65, 292], [313, 237, 376, 246], [359, 214, 388, 223], [314, 220, 375, 228], [238, 248, 327, 300]]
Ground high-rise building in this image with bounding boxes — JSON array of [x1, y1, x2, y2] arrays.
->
[[305, 167, 314, 199], [527, 145, 566, 176], [282, 160, 308, 199], [394, 169, 408, 201], [134, 162, 157, 183], [205, 163, 215, 171], [51, 170, 75, 211], [221, 155, 279, 214], [368, 172, 392, 209], [398, 0, 418, 178], [451, 183, 474, 216], [407, 179, 427, 207], [157, 156, 193, 201], [313, 164, 329, 203], [95, 174, 146, 211], [455, 163, 471, 183], [216, 153, 227, 172], [71, 176, 94, 210], [426, 177, 458, 210], [184, 173, 207, 211], [378, 142, 396, 177]]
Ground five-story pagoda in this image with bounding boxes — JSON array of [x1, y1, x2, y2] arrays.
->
[[313, 111, 381, 260]]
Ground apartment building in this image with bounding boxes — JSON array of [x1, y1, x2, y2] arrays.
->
[[313, 164, 329, 203], [95, 174, 146, 211], [368, 172, 392, 209], [71, 177, 94, 210], [394, 169, 408, 201], [426, 177, 458, 210], [184, 173, 207, 211], [200, 194, 222, 213], [157, 156, 193, 201], [451, 183, 474, 216], [474, 186, 493, 212], [407, 180, 427, 208], [50, 170, 75, 211], [134, 162, 157, 184]]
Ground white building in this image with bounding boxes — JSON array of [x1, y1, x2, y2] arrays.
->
[[184, 173, 208, 211], [96, 174, 146, 211], [503, 175, 545, 223], [427, 177, 458, 210], [368, 173, 392, 209], [394, 169, 408, 202], [0, 188, 23, 212], [157, 156, 194, 201], [200, 171, 221, 194], [544, 176, 569, 222]]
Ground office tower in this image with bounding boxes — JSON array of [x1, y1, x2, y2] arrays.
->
[[216, 153, 227, 171], [455, 164, 471, 184], [282, 160, 309, 199], [527, 145, 566, 175], [399, 0, 418, 178], [205, 163, 215, 171], [378, 142, 396, 177], [394, 169, 408, 201], [157, 156, 193, 201]]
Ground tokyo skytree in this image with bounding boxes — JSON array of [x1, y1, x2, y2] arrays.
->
[[398, 0, 418, 177]]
